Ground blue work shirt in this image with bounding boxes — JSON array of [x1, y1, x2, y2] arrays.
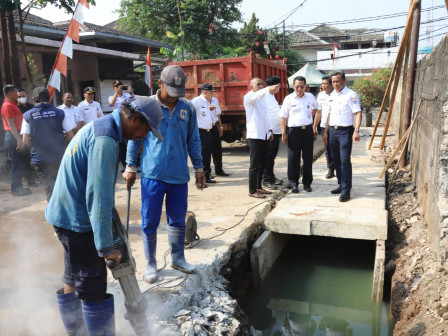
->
[[22, 103, 66, 165], [45, 110, 122, 257], [126, 92, 203, 184]]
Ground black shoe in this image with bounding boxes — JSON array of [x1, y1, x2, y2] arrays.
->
[[292, 186, 299, 193], [285, 181, 297, 189], [216, 170, 230, 176], [12, 188, 32, 196], [326, 169, 335, 179], [303, 185, 312, 192], [206, 178, 217, 184], [274, 177, 283, 185], [339, 192, 351, 202], [262, 181, 277, 190], [331, 186, 342, 194]]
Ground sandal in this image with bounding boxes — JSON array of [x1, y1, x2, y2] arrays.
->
[[249, 192, 266, 199]]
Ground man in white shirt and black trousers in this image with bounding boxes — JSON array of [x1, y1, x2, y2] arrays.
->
[[191, 83, 218, 184], [313, 75, 335, 179], [244, 77, 280, 199], [323, 71, 362, 202], [262, 75, 283, 190], [280, 76, 318, 193]]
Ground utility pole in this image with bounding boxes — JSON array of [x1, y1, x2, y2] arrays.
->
[[283, 20, 286, 58], [6, 9, 21, 87], [400, 0, 421, 168]]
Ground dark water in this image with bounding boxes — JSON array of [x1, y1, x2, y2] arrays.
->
[[241, 235, 394, 336]]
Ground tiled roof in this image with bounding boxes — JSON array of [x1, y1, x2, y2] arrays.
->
[[290, 29, 328, 46]]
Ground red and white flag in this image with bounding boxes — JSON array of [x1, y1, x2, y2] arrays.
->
[[48, 0, 88, 101], [144, 46, 153, 95], [333, 42, 338, 66]]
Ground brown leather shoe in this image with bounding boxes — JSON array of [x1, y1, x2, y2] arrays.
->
[[256, 188, 272, 195]]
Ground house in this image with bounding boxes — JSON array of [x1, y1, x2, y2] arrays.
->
[[290, 24, 400, 84], [0, 13, 172, 111]]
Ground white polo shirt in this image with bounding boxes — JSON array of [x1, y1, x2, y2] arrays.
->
[[191, 95, 214, 130], [279, 91, 318, 127], [210, 97, 221, 124], [108, 92, 132, 110], [264, 93, 282, 134], [317, 91, 332, 128], [244, 87, 271, 140], [57, 104, 85, 132], [78, 100, 104, 124], [328, 86, 362, 127]]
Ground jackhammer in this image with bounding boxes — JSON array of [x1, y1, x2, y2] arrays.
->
[[108, 207, 151, 335]]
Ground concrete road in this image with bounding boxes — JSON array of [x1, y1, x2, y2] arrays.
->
[[0, 137, 326, 335]]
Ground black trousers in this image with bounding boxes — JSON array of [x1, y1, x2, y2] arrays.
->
[[34, 162, 60, 202], [211, 124, 223, 173], [321, 127, 334, 170], [247, 138, 269, 194], [199, 129, 212, 179], [263, 133, 281, 182], [287, 125, 314, 187]]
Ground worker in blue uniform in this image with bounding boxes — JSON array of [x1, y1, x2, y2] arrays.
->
[[46, 97, 163, 336], [123, 65, 206, 284]]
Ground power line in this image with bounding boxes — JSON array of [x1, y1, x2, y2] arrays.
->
[[264, 0, 309, 29]]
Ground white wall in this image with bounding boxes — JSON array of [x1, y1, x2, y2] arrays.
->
[[317, 47, 399, 72]]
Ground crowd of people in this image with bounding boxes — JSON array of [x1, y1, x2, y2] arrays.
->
[[244, 71, 362, 202], [0, 65, 361, 335]]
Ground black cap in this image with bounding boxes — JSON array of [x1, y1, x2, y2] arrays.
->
[[200, 83, 217, 91], [266, 75, 281, 86], [112, 80, 123, 88], [160, 65, 186, 97], [84, 87, 95, 94], [130, 97, 164, 141]]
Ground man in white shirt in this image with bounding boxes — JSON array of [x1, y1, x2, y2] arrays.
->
[[108, 80, 134, 110], [262, 75, 283, 190], [244, 77, 280, 199], [58, 92, 85, 137], [78, 87, 103, 124], [313, 75, 335, 179], [323, 72, 362, 202], [280, 76, 318, 193], [191, 83, 217, 184]]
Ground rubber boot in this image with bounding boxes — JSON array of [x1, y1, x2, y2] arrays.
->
[[167, 226, 197, 274], [81, 294, 115, 336], [56, 288, 88, 336], [142, 231, 158, 283]]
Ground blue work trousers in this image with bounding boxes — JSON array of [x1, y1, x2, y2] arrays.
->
[[5, 131, 26, 192], [141, 178, 188, 235], [321, 127, 334, 170], [329, 126, 354, 192]]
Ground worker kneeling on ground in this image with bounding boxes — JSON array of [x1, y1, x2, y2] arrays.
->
[[45, 97, 163, 336]]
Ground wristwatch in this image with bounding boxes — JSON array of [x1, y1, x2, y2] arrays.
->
[[354, 128, 360, 132]]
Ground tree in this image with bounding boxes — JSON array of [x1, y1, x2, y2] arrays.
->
[[116, 0, 242, 59], [350, 67, 392, 114], [277, 49, 307, 77]]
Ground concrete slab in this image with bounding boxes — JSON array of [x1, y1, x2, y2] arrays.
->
[[265, 135, 387, 241]]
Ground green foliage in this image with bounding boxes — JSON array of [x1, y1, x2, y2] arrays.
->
[[350, 66, 392, 113], [116, 0, 242, 59], [239, 13, 287, 60], [26, 53, 46, 87], [277, 49, 307, 76], [27, 0, 96, 13]]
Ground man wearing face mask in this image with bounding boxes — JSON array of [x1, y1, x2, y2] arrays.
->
[[17, 89, 34, 114]]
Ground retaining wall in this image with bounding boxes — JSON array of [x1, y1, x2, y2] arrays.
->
[[409, 34, 448, 256]]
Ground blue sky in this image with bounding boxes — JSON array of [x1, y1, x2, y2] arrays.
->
[[30, 0, 447, 48]]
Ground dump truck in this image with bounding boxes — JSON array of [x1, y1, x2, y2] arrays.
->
[[169, 52, 288, 142]]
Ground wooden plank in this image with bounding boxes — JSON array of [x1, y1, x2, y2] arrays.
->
[[372, 240, 385, 302]]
